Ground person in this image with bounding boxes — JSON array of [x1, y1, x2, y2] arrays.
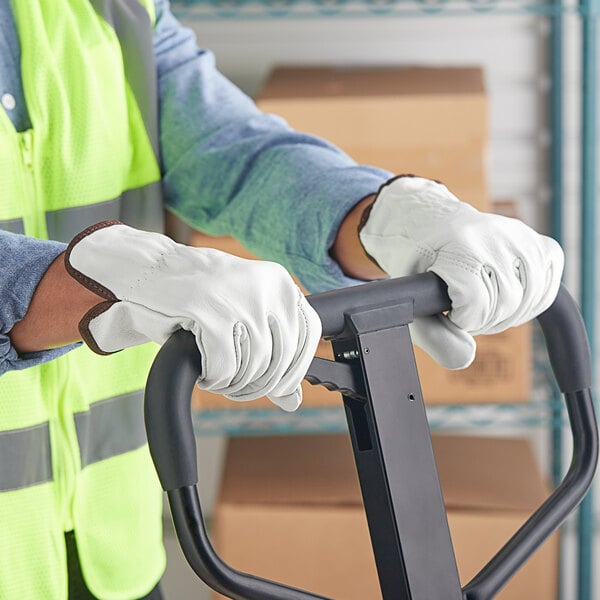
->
[[0, 1, 563, 598]]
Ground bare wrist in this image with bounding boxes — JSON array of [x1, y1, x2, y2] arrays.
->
[[9, 252, 105, 353], [330, 194, 387, 280]]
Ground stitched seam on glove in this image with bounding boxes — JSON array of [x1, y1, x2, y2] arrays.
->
[[360, 232, 437, 265], [228, 321, 245, 387], [434, 250, 482, 276], [296, 289, 310, 332], [413, 244, 437, 263], [78, 300, 118, 355], [65, 220, 121, 301], [122, 249, 175, 299]]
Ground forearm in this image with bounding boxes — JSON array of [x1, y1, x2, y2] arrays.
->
[[0, 232, 87, 374], [9, 253, 103, 353], [330, 194, 387, 281], [154, 1, 390, 292]]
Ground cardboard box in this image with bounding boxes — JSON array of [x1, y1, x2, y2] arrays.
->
[[414, 324, 531, 404], [256, 66, 490, 210], [212, 434, 558, 600]]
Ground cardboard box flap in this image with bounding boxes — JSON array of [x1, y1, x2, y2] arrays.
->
[[257, 66, 485, 101], [433, 434, 549, 512], [219, 435, 362, 507], [219, 434, 549, 514]]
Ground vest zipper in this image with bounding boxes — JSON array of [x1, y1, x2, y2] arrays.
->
[[55, 357, 77, 533], [20, 129, 33, 169], [19, 129, 48, 239], [19, 128, 77, 529]]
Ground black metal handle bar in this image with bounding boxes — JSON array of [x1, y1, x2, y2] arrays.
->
[[144, 272, 598, 600]]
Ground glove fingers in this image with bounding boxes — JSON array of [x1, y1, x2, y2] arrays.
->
[[475, 257, 538, 335], [431, 255, 522, 335], [207, 322, 268, 400], [539, 237, 564, 313], [197, 320, 269, 397], [268, 293, 322, 409], [199, 287, 321, 405], [224, 292, 305, 401], [431, 217, 564, 337], [268, 389, 303, 412], [223, 315, 290, 402], [505, 236, 563, 331], [481, 262, 523, 329], [235, 292, 320, 407], [410, 315, 476, 370], [471, 235, 564, 335]]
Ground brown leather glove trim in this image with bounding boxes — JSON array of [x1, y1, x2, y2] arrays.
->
[[78, 300, 119, 356], [358, 175, 415, 234], [386, 173, 444, 187], [357, 200, 375, 234], [64, 220, 122, 302]]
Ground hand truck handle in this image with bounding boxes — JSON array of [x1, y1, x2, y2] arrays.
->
[[309, 272, 592, 394], [144, 273, 597, 600]]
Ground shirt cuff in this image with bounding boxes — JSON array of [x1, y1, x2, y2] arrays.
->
[[0, 339, 81, 376], [0, 232, 77, 373]]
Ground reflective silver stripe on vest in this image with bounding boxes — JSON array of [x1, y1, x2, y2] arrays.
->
[[120, 182, 164, 233], [0, 423, 52, 492], [0, 218, 25, 235], [46, 182, 164, 242], [75, 391, 148, 468], [89, 0, 160, 162], [46, 198, 121, 243]]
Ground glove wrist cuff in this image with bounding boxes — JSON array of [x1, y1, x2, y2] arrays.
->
[[78, 300, 119, 356], [65, 220, 125, 355], [64, 220, 121, 302]]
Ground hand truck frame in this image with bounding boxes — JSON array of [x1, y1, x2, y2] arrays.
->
[[144, 273, 598, 600]]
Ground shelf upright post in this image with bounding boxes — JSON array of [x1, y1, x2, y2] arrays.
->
[[549, 1, 566, 597], [578, 0, 598, 596], [551, 1, 565, 249]]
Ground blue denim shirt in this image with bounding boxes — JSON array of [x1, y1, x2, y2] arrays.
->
[[0, 0, 390, 373]]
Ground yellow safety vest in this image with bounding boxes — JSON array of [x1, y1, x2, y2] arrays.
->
[[0, 2, 167, 598]]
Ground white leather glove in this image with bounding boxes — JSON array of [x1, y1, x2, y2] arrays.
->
[[359, 176, 564, 369], [65, 221, 321, 411]]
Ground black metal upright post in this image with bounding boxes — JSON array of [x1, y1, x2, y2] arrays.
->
[[332, 301, 463, 600]]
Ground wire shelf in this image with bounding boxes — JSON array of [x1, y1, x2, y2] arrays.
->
[[173, 0, 576, 20], [192, 325, 562, 436], [192, 398, 565, 436]]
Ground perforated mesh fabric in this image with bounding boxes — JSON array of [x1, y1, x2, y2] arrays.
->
[[0, 344, 164, 599], [0, 484, 67, 599], [0, 1, 164, 597], [9, 0, 159, 230], [75, 447, 165, 600]]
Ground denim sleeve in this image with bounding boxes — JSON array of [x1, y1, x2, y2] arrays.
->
[[0, 232, 78, 375], [153, 0, 391, 293]]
